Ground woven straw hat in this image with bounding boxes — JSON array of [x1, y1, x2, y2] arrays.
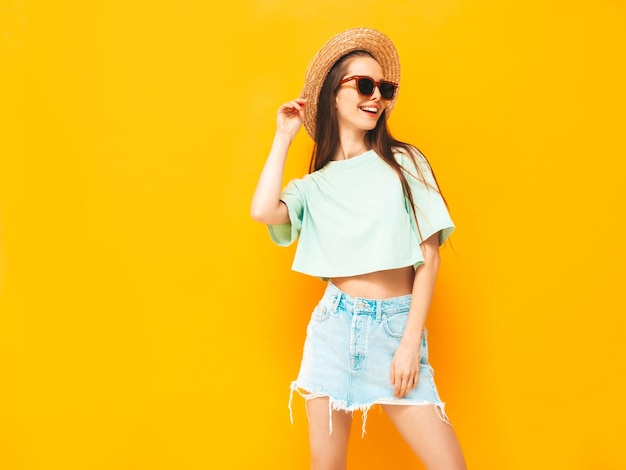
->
[[300, 27, 401, 140]]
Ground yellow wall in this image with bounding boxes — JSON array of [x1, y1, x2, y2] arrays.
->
[[1, 1, 625, 468]]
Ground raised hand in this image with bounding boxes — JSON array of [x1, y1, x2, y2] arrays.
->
[[276, 98, 307, 140]]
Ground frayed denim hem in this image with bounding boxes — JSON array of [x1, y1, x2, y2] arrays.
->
[[288, 381, 450, 437]]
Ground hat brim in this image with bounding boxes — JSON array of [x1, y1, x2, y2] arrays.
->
[[300, 28, 401, 140]]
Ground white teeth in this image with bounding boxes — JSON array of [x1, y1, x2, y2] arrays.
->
[[361, 107, 378, 113]]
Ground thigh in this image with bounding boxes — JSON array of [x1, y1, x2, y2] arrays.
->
[[382, 404, 466, 470], [306, 397, 353, 470]]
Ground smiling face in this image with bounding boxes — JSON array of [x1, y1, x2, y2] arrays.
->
[[335, 56, 387, 136]]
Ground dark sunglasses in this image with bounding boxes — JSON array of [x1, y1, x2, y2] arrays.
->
[[338, 75, 398, 100]]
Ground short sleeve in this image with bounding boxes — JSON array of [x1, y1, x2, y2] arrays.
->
[[397, 150, 455, 245], [267, 179, 305, 246]]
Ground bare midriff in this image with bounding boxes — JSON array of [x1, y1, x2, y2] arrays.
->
[[330, 266, 415, 299]]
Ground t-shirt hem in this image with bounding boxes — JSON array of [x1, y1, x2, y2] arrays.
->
[[291, 258, 424, 279]]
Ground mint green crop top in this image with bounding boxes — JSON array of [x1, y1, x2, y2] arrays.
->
[[268, 149, 454, 279]]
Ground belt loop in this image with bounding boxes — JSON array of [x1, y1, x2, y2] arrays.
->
[[331, 289, 342, 313], [376, 300, 382, 322]]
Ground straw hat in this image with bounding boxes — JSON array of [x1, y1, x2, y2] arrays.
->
[[300, 27, 401, 140]]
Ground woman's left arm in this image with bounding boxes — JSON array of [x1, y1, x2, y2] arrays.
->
[[390, 232, 441, 398]]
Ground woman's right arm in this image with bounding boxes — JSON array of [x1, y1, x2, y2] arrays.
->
[[250, 98, 306, 225]]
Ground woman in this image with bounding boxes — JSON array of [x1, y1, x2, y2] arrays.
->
[[251, 28, 466, 470]]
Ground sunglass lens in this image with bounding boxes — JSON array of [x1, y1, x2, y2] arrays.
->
[[357, 78, 375, 96], [379, 82, 396, 100]]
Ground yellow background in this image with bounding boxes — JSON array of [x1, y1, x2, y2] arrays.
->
[[1, 0, 625, 468]]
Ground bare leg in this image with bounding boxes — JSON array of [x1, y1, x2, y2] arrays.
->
[[382, 404, 466, 470], [306, 397, 353, 470]]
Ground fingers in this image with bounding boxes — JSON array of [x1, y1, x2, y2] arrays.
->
[[390, 349, 420, 398], [276, 99, 308, 136], [279, 98, 307, 115], [392, 371, 420, 398]]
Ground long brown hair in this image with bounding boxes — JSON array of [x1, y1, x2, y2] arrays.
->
[[309, 51, 448, 241]]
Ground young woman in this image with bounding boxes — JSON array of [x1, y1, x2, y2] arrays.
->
[[251, 28, 466, 470]]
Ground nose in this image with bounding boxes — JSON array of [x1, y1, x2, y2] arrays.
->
[[370, 85, 382, 100]]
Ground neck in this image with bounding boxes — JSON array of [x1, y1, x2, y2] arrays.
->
[[334, 132, 369, 161], [334, 146, 369, 161]]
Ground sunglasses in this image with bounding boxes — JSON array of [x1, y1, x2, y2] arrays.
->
[[338, 75, 398, 100]]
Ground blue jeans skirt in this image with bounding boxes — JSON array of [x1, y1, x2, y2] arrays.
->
[[289, 281, 449, 435]]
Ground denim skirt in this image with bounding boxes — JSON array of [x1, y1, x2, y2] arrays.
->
[[289, 281, 449, 434]]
